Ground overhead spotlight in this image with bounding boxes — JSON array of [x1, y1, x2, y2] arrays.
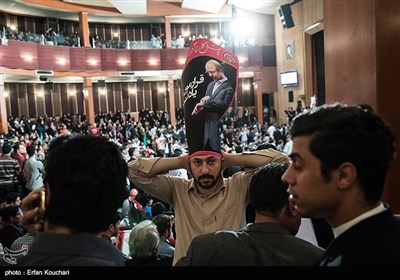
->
[[39, 76, 48, 82]]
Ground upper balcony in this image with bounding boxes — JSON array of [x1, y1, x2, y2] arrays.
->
[[0, 39, 276, 83]]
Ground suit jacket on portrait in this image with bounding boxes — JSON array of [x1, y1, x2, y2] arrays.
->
[[202, 80, 233, 152], [175, 222, 324, 266], [319, 207, 400, 266]]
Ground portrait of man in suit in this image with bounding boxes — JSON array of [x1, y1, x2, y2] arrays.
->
[[191, 59, 234, 152]]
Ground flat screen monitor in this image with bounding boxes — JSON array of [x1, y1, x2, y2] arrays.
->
[[280, 70, 298, 87]]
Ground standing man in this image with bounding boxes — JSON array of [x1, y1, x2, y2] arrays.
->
[[192, 59, 234, 152], [24, 145, 44, 192], [282, 103, 400, 266], [0, 143, 20, 203], [128, 148, 288, 264], [176, 162, 323, 266]]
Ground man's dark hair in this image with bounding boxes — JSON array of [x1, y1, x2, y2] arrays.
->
[[152, 214, 172, 237], [44, 135, 127, 233], [6, 192, 20, 204], [102, 211, 122, 231], [1, 143, 12, 154], [151, 202, 166, 217], [250, 162, 289, 213], [290, 103, 395, 203], [26, 145, 36, 157]]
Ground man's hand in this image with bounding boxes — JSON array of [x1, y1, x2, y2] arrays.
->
[[191, 101, 204, 115], [21, 188, 45, 234], [192, 96, 210, 115]]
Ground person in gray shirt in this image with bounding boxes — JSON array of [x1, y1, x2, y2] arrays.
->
[[24, 145, 44, 191]]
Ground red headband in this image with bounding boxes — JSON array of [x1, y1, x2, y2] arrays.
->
[[189, 151, 222, 160]]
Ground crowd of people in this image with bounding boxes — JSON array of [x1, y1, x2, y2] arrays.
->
[[0, 102, 399, 268]]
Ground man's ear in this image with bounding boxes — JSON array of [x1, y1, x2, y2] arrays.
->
[[337, 162, 357, 190]]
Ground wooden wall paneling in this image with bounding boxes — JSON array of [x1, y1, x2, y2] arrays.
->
[[51, 85, 62, 117], [76, 84, 84, 114], [174, 82, 181, 109], [130, 84, 138, 112], [375, 0, 400, 213], [92, 85, 99, 115], [60, 84, 69, 116], [122, 83, 129, 112], [107, 84, 115, 113], [105, 24, 112, 40], [110, 24, 120, 42], [134, 28, 141, 42], [36, 86, 45, 117], [324, 0, 376, 106], [36, 17, 46, 35], [142, 24, 150, 40], [154, 81, 162, 111], [27, 84, 36, 118], [114, 84, 120, 113], [5, 85, 11, 118], [17, 84, 28, 117], [25, 17, 35, 34], [120, 25, 127, 41], [0, 13, 6, 29], [114, 83, 123, 112], [66, 84, 77, 115], [99, 87, 108, 114], [17, 16, 25, 32], [9, 84, 18, 117], [236, 79, 243, 107], [44, 83, 54, 117], [144, 83, 151, 110]]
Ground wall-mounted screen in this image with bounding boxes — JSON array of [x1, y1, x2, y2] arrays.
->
[[280, 70, 298, 87]]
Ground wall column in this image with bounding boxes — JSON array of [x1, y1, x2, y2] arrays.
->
[[79, 12, 90, 48], [165, 16, 172, 48], [168, 76, 176, 126], [253, 72, 264, 125], [83, 78, 95, 124], [0, 74, 7, 134]]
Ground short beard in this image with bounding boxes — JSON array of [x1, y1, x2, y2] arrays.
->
[[193, 174, 219, 190]]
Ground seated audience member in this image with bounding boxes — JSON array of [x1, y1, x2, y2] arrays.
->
[[18, 135, 127, 266], [125, 220, 172, 267], [152, 214, 175, 259], [281, 103, 400, 266], [101, 211, 121, 245], [0, 206, 26, 249], [176, 162, 323, 266], [0, 192, 21, 209], [151, 202, 167, 217]]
